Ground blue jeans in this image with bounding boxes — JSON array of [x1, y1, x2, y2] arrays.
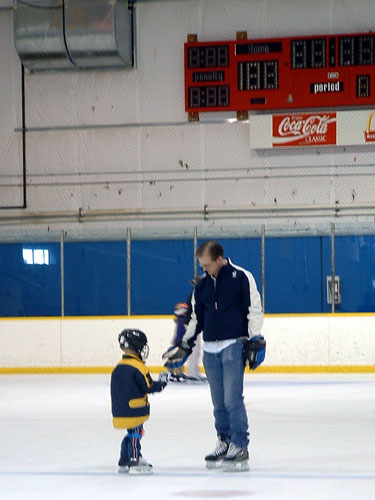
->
[[203, 340, 249, 448]]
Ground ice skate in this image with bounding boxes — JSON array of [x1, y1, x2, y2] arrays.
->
[[117, 456, 130, 473], [128, 456, 153, 475], [222, 443, 249, 472], [169, 372, 187, 382], [205, 436, 229, 469]]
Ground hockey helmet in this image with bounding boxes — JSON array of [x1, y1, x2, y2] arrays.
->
[[118, 328, 149, 360], [174, 302, 189, 316]]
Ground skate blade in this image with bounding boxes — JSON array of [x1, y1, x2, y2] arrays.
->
[[205, 460, 223, 470], [118, 465, 129, 473], [128, 466, 153, 475], [222, 460, 249, 472]]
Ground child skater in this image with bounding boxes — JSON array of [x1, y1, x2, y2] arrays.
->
[[110, 328, 169, 474], [169, 302, 190, 381], [168, 276, 205, 382]]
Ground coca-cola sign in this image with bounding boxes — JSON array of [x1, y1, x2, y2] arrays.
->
[[272, 113, 337, 147]]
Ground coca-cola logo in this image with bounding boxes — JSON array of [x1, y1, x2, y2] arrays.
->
[[272, 113, 337, 147]]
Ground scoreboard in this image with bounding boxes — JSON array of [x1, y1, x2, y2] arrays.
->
[[184, 32, 375, 113]]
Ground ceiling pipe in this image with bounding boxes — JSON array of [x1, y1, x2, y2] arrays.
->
[[0, 202, 374, 226]]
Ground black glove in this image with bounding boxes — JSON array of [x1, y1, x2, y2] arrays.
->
[[162, 341, 192, 369], [158, 371, 170, 389], [243, 335, 266, 370]]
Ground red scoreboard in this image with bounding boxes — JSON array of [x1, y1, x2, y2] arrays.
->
[[184, 32, 375, 113]]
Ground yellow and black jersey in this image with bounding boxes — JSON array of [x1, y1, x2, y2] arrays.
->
[[110, 351, 163, 429]]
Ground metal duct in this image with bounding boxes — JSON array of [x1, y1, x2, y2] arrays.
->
[[65, 0, 133, 69], [13, 0, 73, 71], [13, 0, 134, 71]]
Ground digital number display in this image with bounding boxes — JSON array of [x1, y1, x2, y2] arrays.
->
[[188, 85, 229, 108], [357, 74, 370, 97], [339, 35, 374, 66], [291, 38, 326, 69], [184, 31, 375, 113], [187, 45, 229, 69], [238, 61, 278, 90]]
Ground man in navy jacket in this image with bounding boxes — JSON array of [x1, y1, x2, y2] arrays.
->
[[164, 240, 264, 471]]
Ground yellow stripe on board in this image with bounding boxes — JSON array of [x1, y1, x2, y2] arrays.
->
[[1, 365, 374, 375], [0, 315, 173, 321], [0, 367, 114, 374], [251, 365, 375, 373], [264, 312, 375, 318], [1, 312, 375, 321]]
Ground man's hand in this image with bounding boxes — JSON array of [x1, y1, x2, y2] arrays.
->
[[243, 335, 266, 370]]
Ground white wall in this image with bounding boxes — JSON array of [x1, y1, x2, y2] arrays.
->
[[1, 0, 375, 238], [1, 315, 374, 370]]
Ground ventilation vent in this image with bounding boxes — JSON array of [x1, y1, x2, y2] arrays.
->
[[14, 0, 134, 71]]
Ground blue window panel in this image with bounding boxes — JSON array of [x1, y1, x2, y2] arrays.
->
[[322, 235, 375, 312], [265, 237, 322, 313], [0, 242, 61, 317], [131, 240, 194, 315], [64, 242, 126, 316], [197, 237, 262, 294]]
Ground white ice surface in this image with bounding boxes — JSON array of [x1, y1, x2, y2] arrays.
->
[[0, 373, 374, 500]]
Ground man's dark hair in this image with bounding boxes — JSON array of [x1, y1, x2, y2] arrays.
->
[[196, 240, 224, 260]]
